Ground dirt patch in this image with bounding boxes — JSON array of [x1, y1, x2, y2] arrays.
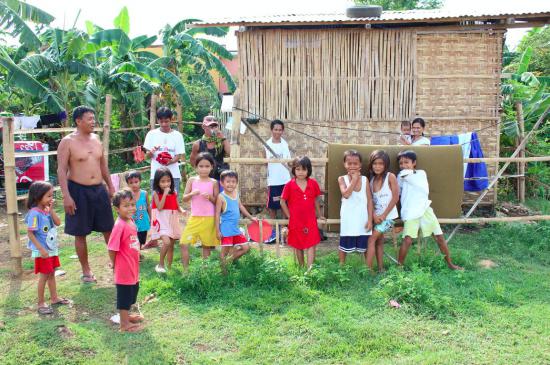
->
[[498, 202, 537, 217], [57, 324, 75, 339], [478, 259, 498, 269]]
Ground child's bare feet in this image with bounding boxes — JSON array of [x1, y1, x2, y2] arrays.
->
[[119, 323, 143, 332], [447, 262, 464, 270], [129, 314, 144, 323]]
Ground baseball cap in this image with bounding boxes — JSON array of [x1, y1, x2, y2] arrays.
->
[[202, 116, 218, 127]]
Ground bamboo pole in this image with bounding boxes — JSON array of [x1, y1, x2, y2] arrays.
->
[[2, 117, 22, 276], [259, 219, 264, 254], [176, 101, 183, 133], [446, 106, 550, 243], [515, 101, 526, 203], [230, 92, 242, 176], [102, 95, 112, 165], [13, 127, 103, 135], [149, 95, 157, 130]]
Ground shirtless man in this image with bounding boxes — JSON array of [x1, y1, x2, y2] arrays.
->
[[57, 106, 115, 283]]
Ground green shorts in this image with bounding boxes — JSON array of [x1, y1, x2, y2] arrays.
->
[[402, 207, 442, 239]]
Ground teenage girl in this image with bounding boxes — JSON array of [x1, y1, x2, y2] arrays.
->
[[180, 152, 220, 270], [366, 150, 399, 273], [151, 167, 184, 273]]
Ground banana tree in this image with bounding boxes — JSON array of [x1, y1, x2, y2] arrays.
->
[[0, 0, 54, 51]]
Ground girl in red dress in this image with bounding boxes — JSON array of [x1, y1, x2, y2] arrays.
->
[[281, 156, 326, 270]]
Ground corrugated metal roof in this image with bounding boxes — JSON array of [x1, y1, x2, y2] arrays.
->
[[191, 7, 550, 27]]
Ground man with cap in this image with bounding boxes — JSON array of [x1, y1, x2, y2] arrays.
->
[[189, 115, 230, 181]]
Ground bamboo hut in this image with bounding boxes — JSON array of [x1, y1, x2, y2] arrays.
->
[[193, 8, 550, 207]]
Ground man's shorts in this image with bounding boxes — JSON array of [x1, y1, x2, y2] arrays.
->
[[65, 180, 114, 236], [221, 234, 248, 246], [116, 282, 139, 310], [402, 207, 443, 239], [374, 219, 394, 234], [339, 235, 369, 253], [180, 216, 219, 247], [150, 178, 181, 196], [267, 184, 285, 210], [34, 256, 60, 274]]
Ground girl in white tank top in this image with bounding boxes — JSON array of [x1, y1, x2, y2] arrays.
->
[[338, 151, 374, 265], [366, 150, 400, 273]]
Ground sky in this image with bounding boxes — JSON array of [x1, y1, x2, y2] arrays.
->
[[27, 0, 550, 50]]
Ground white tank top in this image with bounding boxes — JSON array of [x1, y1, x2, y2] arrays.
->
[[371, 173, 398, 220], [340, 175, 371, 236]]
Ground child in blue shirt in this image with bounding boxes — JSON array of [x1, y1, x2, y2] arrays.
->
[[25, 181, 72, 315], [125, 170, 151, 259]]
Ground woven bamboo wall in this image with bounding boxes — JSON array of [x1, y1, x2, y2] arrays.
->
[[235, 28, 503, 206]]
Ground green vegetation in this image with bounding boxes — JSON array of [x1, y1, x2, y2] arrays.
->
[[1, 203, 549, 364]]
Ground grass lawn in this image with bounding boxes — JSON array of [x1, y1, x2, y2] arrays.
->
[[0, 200, 549, 364]]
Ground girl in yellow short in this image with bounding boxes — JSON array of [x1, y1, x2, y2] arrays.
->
[[180, 152, 219, 270], [397, 150, 462, 270]]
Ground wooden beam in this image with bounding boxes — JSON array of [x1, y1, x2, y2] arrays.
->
[[102, 94, 112, 165], [149, 94, 157, 130], [2, 117, 22, 276], [13, 127, 102, 135]]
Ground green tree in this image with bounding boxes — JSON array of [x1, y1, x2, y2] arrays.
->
[[354, 0, 442, 10], [0, 0, 54, 50], [516, 26, 550, 77]]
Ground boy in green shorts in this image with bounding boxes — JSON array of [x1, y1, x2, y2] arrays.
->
[[396, 150, 462, 270]]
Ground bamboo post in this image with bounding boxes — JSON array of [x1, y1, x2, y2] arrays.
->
[[2, 117, 22, 276], [515, 101, 526, 203], [176, 101, 183, 133], [149, 95, 157, 130], [230, 92, 242, 177], [259, 219, 264, 254], [102, 95, 112, 165], [275, 222, 280, 257], [446, 105, 550, 243]]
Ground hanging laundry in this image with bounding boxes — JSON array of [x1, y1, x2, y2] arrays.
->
[[110, 174, 121, 192], [133, 146, 145, 163], [430, 132, 488, 191], [38, 111, 67, 128]]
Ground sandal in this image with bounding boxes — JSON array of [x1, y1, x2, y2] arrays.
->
[[51, 298, 72, 306], [81, 274, 97, 283], [38, 305, 53, 315]]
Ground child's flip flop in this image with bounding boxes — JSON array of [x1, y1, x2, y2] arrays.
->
[[38, 306, 53, 315], [52, 298, 72, 306], [80, 274, 97, 283]]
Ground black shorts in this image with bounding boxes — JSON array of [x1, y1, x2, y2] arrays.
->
[[267, 185, 285, 210], [137, 231, 147, 246], [64, 180, 114, 236], [116, 282, 139, 310], [339, 235, 369, 253]]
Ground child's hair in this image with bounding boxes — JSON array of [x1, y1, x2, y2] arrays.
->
[[397, 150, 417, 163], [291, 156, 312, 177], [112, 188, 134, 208], [368, 150, 391, 179], [26, 181, 53, 209], [152, 167, 175, 194], [156, 106, 173, 119], [195, 151, 216, 168], [220, 170, 238, 182], [411, 117, 425, 129], [125, 170, 142, 183], [343, 149, 362, 163], [270, 119, 284, 130], [400, 120, 411, 129]]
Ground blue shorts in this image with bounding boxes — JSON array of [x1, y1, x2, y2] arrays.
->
[[267, 184, 285, 210], [339, 235, 369, 253], [374, 219, 394, 234]]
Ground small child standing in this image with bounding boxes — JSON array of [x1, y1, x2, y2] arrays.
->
[[215, 170, 256, 265], [396, 150, 462, 270], [151, 167, 184, 273], [366, 150, 399, 273], [25, 181, 71, 315], [265, 119, 292, 242], [337, 150, 373, 265], [181, 152, 220, 270], [125, 171, 151, 259], [398, 120, 412, 145], [281, 156, 325, 270], [108, 189, 144, 332]]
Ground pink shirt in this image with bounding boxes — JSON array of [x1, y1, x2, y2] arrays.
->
[[191, 178, 215, 216], [108, 218, 140, 285]]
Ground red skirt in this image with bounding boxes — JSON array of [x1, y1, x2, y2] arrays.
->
[[34, 256, 60, 274], [287, 226, 320, 250]]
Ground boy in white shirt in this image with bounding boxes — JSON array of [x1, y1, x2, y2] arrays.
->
[[396, 150, 462, 270], [265, 120, 291, 243]]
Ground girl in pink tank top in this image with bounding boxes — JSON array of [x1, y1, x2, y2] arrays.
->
[[180, 152, 219, 270]]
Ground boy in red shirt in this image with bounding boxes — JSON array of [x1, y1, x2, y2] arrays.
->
[[108, 189, 144, 332]]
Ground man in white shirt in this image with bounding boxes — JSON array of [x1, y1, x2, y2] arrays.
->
[[143, 107, 186, 194], [265, 120, 291, 242]]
